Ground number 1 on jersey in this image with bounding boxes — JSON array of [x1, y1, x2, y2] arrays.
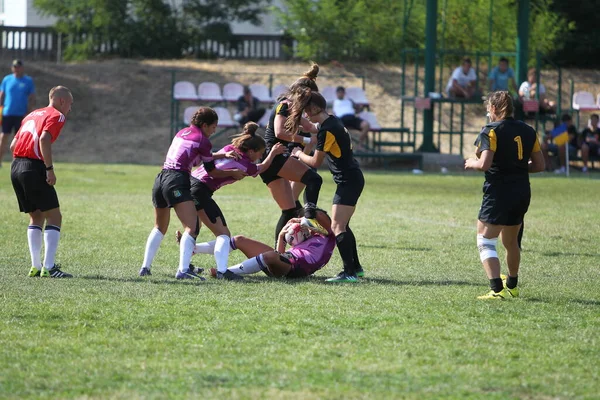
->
[[514, 136, 523, 160]]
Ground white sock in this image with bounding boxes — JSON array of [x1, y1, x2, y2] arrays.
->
[[194, 240, 216, 255], [43, 225, 61, 269], [228, 254, 264, 275], [178, 231, 196, 273], [27, 225, 43, 268], [214, 235, 231, 274], [142, 228, 164, 270]]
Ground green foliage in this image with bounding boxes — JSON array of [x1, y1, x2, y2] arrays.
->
[[279, 0, 570, 63], [1, 164, 600, 398]]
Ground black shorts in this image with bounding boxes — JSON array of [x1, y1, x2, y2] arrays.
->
[[152, 169, 193, 208], [260, 152, 290, 185], [333, 169, 365, 206], [190, 177, 227, 226], [340, 115, 363, 131], [2, 115, 24, 135], [11, 157, 59, 213], [478, 181, 531, 226]]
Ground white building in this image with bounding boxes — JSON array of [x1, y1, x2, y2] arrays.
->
[[0, 0, 284, 35]]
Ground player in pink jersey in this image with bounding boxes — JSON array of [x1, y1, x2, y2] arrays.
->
[[139, 107, 246, 280], [207, 209, 335, 279], [176, 122, 285, 280], [10, 86, 73, 278]]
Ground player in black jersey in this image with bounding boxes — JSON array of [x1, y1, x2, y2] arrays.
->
[[465, 91, 545, 299], [288, 91, 365, 283], [261, 64, 326, 245]]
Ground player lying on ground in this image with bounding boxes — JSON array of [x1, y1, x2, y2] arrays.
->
[[197, 208, 335, 279], [187, 122, 285, 280], [464, 91, 545, 299], [139, 107, 246, 280]]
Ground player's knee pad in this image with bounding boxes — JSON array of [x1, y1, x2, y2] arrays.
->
[[477, 234, 498, 262], [300, 169, 322, 188]]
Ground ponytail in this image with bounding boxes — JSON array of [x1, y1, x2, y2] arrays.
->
[[231, 122, 266, 153]]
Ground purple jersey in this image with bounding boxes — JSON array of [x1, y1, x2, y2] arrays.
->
[[163, 125, 213, 173], [191, 144, 259, 192], [286, 233, 336, 278]]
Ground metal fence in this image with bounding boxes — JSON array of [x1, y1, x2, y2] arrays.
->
[[0, 26, 60, 62]]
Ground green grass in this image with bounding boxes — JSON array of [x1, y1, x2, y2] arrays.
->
[[1, 164, 599, 399]]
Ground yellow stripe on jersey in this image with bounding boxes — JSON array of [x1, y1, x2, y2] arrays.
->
[[489, 128, 497, 152], [276, 103, 284, 115], [533, 133, 541, 152], [324, 131, 341, 158]]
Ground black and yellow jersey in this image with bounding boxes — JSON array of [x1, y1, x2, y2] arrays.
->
[[264, 99, 310, 154], [475, 117, 541, 183], [316, 115, 360, 183]]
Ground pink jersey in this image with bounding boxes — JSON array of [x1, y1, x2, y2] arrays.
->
[[191, 144, 259, 192], [287, 233, 336, 277], [163, 125, 213, 173]]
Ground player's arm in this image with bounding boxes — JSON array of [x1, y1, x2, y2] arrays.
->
[[528, 138, 545, 173], [465, 150, 494, 171], [203, 161, 247, 180], [256, 143, 285, 174], [300, 117, 318, 134], [212, 151, 240, 160], [39, 130, 56, 185], [292, 148, 326, 169], [276, 227, 288, 253], [274, 114, 313, 144]]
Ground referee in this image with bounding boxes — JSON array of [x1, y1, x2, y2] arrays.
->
[[465, 91, 545, 299], [10, 86, 73, 278]]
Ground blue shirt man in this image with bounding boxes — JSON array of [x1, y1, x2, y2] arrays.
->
[[488, 58, 516, 92]]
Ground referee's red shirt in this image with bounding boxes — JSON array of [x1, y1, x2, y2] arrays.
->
[[12, 106, 65, 161]]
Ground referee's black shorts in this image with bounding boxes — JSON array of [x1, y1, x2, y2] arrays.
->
[[478, 181, 530, 226], [11, 157, 60, 213], [332, 169, 365, 207]]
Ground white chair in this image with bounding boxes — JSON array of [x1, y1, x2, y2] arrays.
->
[[321, 86, 337, 105], [271, 84, 288, 100], [197, 82, 223, 102], [358, 111, 381, 131], [214, 107, 237, 127], [572, 91, 599, 111], [346, 87, 370, 106], [257, 109, 272, 128], [183, 106, 197, 125], [222, 82, 244, 103], [173, 81, 198, 101], [596, 93, 600, 109], [249, 83, 273, 103]]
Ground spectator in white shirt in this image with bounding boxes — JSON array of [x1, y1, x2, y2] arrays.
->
[[332, 86, 370, 148], [446, 57, 477, 99], [518, 68, 555, 114]]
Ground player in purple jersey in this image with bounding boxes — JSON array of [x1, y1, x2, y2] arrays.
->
[[139, 107, 246, 279], [207, 209, 335, 279], [181, 122, 285, 280]]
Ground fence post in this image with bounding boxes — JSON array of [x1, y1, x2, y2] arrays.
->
[[170, 70, 176, 141], [269, 74, 273, 93], [57, 32, 62, 63]]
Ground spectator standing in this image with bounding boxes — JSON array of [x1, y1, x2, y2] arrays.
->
[[0, 60, 36, 167], [488, 57, 518, 93], [332, 86, 370, 149], [235, 86, 266, 126], [445, 57, 477, 99]]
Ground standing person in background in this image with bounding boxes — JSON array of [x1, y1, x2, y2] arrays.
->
[[10, 86, 72, 278], [0, 60, 36, 167], [465, 91, 545, 299]]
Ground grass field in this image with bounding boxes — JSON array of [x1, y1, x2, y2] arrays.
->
[[1, 164, 599, 399]]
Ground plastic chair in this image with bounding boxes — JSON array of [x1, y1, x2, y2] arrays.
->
[[346, 87, 370, 106], [358, 111, 382, 131], [197, 82, 223, 102], [183, 106, 197, 125], [173, 81, 198, 101], [321, 86, 337, 105], [249, 83, 273, 103], [214, 107, 237, 127], [271, 84, 288, 101], [257, 109, 272, 128], [572, 91, 599, 111], [222, 82, 244, 103]]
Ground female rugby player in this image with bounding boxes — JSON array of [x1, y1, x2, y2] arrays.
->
[[465, 91, 545, 299], [138, 107, 246, 279], [288, 91, 365, 283], [184, 122, 285, 280]]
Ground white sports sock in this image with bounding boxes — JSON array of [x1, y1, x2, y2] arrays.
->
[[27, 225, 43, 268], [43, 225, 61, 269], [178, 231, 196, 273], [194, 240, 216, 255], [214, 235, 231, 274], [141, 228, 164, 270], [228, 254, 264, 275]]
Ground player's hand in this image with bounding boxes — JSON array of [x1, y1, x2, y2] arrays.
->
[[290, 147, 302, 158], [224, 150, 241, 160], [46, 170, 57, 185], [229, 169, 247, 180], [271, 142, 285, 155], [464, 158, 478, 170]]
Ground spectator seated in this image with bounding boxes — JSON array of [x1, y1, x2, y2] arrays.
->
[[333, 86, 370, 149], [234, 86, 267, 126]]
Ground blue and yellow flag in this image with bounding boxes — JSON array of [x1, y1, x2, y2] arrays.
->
[[550, 123, 569, 146]]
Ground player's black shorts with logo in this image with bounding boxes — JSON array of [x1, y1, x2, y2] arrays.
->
[[2, 115, 24, 135], [152, 169, 193, 208], [259, 152, 289, 185], [332, 168, 365, 206], [478, 180, 530, 226], [11, 157, 60, 213], [190, 177, 227, 226]]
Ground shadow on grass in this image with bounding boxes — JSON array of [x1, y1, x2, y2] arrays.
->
[[361, 245, 433, 252], [279, 276, 479, 287], [79, 274, 208, 286], [536, 251, 599, 258]]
